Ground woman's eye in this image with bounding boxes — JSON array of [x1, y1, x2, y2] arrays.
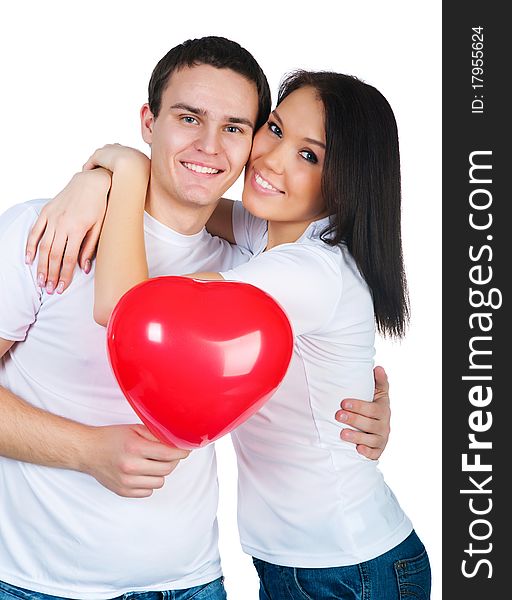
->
[[299, 150, 318, 164], [267, 121, 282, 138]]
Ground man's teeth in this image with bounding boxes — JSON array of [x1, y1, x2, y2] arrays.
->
[[255, 172, 279, 192], [183, 162, 220, 174]]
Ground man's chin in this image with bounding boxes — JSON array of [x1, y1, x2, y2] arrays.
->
[[180, 184, 230, 208], [180, 191, 222, 209]]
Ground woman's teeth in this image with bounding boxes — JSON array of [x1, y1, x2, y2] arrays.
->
[[255, 172, 279, 192]]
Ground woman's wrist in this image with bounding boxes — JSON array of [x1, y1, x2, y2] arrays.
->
[[109, 155, 150, 201], [83, 144, 150, 177], [111, 152, 150, 176], [72, 167, 112, 193]]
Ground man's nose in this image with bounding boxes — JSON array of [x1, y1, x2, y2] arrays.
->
[[194, 125, 221, 155]]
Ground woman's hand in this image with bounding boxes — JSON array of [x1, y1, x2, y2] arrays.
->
[[25, 168, 112, 294], [83, 143, 150, 175]]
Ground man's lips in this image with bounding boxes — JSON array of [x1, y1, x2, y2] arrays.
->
[[181, 161, 224, 176]]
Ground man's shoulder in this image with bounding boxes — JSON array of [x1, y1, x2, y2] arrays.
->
[[0, 199, 49, 238]]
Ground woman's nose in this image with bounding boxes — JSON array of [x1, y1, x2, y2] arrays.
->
[[261, 143, 285, 175]]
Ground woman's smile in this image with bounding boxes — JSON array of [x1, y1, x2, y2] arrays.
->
[[250, 169, 284, 195]]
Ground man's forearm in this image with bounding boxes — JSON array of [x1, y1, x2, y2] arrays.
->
[[0, 384, 92, 471], [0, 384, 189, 498]]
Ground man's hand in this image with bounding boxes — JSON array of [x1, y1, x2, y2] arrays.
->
[[335, 366, 391, 460], [25, 168, 111, 293], [0, 355, 188, 500], [81, 424, 190, 498]]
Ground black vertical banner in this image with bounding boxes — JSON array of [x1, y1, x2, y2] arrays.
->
[[443, 2, 509, 597]]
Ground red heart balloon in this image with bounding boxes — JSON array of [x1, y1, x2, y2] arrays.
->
[[106, 276, 293, 449]]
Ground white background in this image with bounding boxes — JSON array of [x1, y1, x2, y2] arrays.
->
[[0, 1, 442, 598]]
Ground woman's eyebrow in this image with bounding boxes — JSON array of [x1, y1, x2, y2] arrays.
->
[[272, 109, 325, 149], [272, 109, 284, 127], [303, 137, 326, 149]]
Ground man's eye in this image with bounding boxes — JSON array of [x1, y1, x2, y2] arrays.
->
[[267, 121, 282, 137], [299, 150, 318, 164], [182, 116, 199, 125], [225, 125, 243, 134]]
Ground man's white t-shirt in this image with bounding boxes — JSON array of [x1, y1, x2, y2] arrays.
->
[[0, 199, 251, 598], [221, 204, 413, 567]]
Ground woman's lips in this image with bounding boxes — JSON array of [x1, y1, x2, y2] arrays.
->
[[251, 169, 284, 194]]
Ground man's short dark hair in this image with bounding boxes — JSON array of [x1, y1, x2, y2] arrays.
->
[[148, 36, 271, 131]]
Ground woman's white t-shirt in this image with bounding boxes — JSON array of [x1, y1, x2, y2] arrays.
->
[[221, 202, 413, 567]]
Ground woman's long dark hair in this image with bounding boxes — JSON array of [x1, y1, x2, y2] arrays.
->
[[277, 71, 409, 338]]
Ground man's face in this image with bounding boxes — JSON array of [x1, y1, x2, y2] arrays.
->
[[141, 64, 259, 209]]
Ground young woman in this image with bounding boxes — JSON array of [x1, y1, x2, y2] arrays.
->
[[29, 71, 431, 598]]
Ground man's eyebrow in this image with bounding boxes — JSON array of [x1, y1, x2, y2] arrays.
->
[[170, 103, 254, 129], [170, 103, 207, 116], [227, 116, 254, 129], [272, 109, 326, 150]]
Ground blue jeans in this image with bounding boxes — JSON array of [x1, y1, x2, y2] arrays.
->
[[0, 577, 226, 600], [252, 531, 431, 599]]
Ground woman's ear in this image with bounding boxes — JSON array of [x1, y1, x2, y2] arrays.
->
[[140, 104, 154, 145]]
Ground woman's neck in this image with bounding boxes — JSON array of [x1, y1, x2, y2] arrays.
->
[[266, 214, 328, 250]]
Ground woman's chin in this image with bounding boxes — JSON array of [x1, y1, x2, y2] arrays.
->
[[241, 194, 273, 221]]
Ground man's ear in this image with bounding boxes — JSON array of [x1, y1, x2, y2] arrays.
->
[[140, 103, 154, 144]]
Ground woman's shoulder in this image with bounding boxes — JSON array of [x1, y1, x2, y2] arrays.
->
[[290, 219, 347, 266], [293, 222, 369, 289]]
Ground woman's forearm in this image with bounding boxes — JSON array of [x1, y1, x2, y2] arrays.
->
[[94, 156, 150, 326]]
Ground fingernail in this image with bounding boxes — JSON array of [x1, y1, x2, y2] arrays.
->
[[344, 401, 353, 410], [37, 273, 45, 287], [343, 430, 353, 440], [84, 259, 91, 274], [338, 412, 348, 422], [25, 252, 32, 264], [56, 281, 65, 294], [46, 281, 54, 294]]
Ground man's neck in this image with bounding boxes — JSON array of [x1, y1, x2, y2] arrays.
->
[[144, 180, 215, 236]]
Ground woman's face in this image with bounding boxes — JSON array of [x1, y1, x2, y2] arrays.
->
[[242, 86, 327, 225]]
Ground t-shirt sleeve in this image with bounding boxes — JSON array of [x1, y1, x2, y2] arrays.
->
[[220, 243, 342, 336], [0, 202, 43, 341], [231, 200, 268, 256]]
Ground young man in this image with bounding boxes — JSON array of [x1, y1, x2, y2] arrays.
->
[[0, 37, 390, 599]]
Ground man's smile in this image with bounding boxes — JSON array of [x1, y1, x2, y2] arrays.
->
[[181, 161, 224, 176]]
